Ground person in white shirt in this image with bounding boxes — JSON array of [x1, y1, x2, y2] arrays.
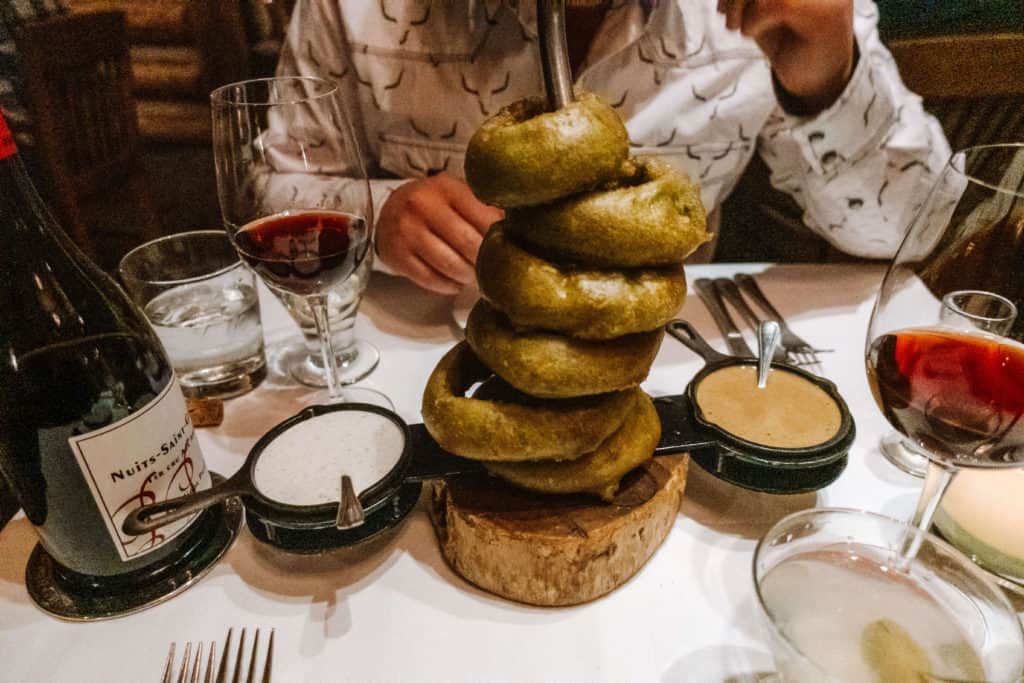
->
[[275, 0, 949, 294]]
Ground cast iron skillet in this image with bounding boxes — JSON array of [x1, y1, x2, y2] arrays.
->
[[122, 402, 483, 538], [125, 322, 856, 538], [658, 320, 855, 493]]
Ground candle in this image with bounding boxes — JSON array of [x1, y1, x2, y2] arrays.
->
[[935, 468, 1024, 582]]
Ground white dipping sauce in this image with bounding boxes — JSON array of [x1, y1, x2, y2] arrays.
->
[[252, 411, 405, 506]]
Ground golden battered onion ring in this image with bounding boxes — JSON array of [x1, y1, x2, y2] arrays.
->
[[421, 343, 639, 462], [486, 391, 661, 501], [464, 93, 629, 208], [465, 301, 663, 398], [476, 223, 687, 339], [506, 157, 710, 268]]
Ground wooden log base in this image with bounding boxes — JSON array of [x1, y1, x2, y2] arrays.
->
[[429, 455, 689, 607]]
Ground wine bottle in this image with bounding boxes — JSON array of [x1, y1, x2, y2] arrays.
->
[[0, 110, 213, 582]]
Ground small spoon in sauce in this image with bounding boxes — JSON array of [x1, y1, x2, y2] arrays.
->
[[336, 475, 366, 530], [757, 320, 781, 388]]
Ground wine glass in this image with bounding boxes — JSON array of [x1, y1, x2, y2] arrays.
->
[[210, 76, 387, 406], [269, 252, 378, 389], [865, 143, 1024, 563], [878, 289, 1018, 477]]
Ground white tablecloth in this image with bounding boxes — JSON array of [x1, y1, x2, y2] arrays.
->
[[0, 263, 971, 682]]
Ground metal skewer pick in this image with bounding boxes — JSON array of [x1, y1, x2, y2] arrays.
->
[[336, 475, 365, 530], [757, 320, 781, 389], [537, 0, 574, 111]]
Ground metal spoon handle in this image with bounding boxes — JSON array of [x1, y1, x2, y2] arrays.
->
[[757, 320, 781, 389], [537, 0, 573, 111], [336, 475, 365, 530]]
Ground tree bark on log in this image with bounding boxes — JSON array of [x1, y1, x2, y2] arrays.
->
[[430, 456, 689, 606]]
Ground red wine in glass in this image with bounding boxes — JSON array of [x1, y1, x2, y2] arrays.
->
[[212, 76, 387, 407], [233, 210, 368, 296], [867, 327, 1024, 467]]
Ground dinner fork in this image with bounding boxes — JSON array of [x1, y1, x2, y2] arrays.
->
[[733, 273, 831, 372], [162, 627, 274, 683], [161, 640, 214, 683]]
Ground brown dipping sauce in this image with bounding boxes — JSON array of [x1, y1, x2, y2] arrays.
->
[[694, 365, 842, 449]]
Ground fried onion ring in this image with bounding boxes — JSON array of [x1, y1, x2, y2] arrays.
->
[[421, 343, 639, 462], [465, 301, 662, 398], [506, 157, 709, 268], [476, 223, 687, 339], [464, 93, 629, 208], [486, 391, 661, 501]]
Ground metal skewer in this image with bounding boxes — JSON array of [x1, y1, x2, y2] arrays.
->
[[537, 0, 574, 111]]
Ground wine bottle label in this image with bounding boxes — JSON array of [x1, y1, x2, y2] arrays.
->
[[68, 376, 212, 562], [0, 112, 15, 161]]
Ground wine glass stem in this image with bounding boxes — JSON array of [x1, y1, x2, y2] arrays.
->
[[307, 293, 343, 402], [898, 460, 957, 568]]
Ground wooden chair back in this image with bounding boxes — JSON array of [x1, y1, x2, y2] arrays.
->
[[889, 33, 1024, 151], [14, 10, 159, 262]]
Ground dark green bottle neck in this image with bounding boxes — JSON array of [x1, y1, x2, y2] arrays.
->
[[0, 148, 100, 268], [0, 145, 158, 352], [0, 150, 46, 229]]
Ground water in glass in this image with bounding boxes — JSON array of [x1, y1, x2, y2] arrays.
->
[[145, 280, 264, 393]]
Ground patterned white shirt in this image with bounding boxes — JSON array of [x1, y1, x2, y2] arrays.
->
[[275, 0, 950, 259]]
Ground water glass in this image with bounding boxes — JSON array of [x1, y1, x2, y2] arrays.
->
[[753, 508, 1024, 682], [939, 289, 1017, 332], [119, 230, 267, 399]]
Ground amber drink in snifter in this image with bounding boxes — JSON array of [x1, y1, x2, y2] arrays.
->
[[865, 144, 1024, 558], [745, 147, 1024, 683]]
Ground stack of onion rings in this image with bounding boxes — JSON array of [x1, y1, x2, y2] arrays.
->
[[484, 392, 661, 501], [464, 93, 629, 208], [505, 157, 708, 268], [422, 343, 639, 461], [464, 301, 662, 399], [422, 92, 707, 498], [476, 223, 687, 339]]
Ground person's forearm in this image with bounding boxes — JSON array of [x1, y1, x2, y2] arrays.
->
[[757, 8, 950, 258]]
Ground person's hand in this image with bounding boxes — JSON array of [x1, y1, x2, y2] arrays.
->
[[719, 0, 855, 114], [376, 174, 504, 295]]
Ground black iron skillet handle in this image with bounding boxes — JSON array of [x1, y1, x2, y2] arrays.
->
[[404, 423, 487, 482], [652, 394, 720, 455], [122, 477, 248, 536], [667, 319, 733, 365]]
